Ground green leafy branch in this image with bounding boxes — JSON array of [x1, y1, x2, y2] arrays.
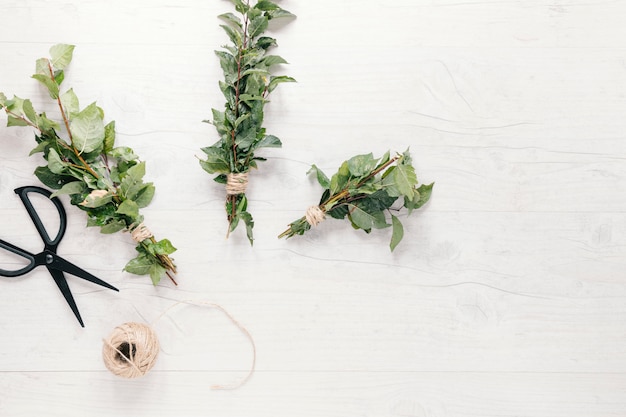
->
[[0, 44, 177, 285], [278, 150, 433, 251], [199, 0, 295, 244]]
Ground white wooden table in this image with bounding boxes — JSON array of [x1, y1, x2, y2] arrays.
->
[[1, 1, 625, 416]]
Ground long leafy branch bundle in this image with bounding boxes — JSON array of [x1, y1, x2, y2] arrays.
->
[[0, 44, 177, 285], [279, 150, 433, 251], [200, 0, 295, 244]]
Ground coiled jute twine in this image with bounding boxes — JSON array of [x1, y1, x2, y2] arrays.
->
[[102, 300, 256, 390], [225, 172, 249, 195], [130, 223, 153, 243], [305, 205, 326, 227]]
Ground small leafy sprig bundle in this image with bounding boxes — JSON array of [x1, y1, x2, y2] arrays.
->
[[200, 0, 295, 244], [0, 44, 177, 285], [279, 150, 433, 251]]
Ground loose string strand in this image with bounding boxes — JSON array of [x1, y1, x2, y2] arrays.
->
[[151, 299, 256, 390]]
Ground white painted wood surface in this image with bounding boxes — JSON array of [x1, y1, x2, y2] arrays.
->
[[1, 0, 625, 416]]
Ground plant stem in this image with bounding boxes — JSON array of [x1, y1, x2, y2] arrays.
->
[[46, 59, 100, 180], [2, 108, 42, 131]]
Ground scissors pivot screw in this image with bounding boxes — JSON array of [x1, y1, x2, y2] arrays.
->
[[46, 254, 54, 265]]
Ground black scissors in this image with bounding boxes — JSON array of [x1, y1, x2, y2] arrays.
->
[[0, 186, 118, 327]]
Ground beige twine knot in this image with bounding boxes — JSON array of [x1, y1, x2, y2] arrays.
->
[[225, 172, 249, 195], [131, 223, 153, 243], [305, 205, 325, 227], [102, 322, 159, 379]]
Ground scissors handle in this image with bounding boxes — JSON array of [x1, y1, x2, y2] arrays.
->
[[14, 186, 67, 249], [0, 239, 36, 277]]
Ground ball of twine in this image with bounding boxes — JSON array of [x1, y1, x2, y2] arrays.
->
[[102, 301, 256, 389], [102, 322, 159, 379]]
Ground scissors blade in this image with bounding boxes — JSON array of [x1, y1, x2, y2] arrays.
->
[[48, 267, 84, 327], [47, 252, 119, 292]]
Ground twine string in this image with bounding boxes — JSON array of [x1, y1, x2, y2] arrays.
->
[[102, 300, 256, 390], [151, 299, 257, 390], [225, 172, 249, 195], [102, 322, 159, 379], [305, 205, 326, 227], [131, 223, 153, 243]]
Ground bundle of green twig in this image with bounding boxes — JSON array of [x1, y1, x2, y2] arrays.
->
[[279, 150, 433, 251], [200, 0, 295, 244], [0, 44, 177, 285]]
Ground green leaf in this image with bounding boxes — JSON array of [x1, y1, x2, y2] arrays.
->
[[218, 12, 242, 28], [7, 116, 29, 127], [267, 8, 295, 19], [36, 113, 60, 132], [70, 102, 105, 154], [0, 92, 7, 106], [124, 254, 153, 275], [267, 75, 295, 93], [120, 162, 147, 200], [149, 263, 166, 285], [261, 55, 288, 67], [50, 181, 84, 198], [29, 140, 50, 156], [234, 113, 250, 128], [34, 58, 49, 76], [405, 182, 434, 213], [215, 50, 237, 75], [49, 44, 75, 70], [376, 150, 391, 169], [329, 161, 350, 195], [109, 146, 138, 163], [255, 0, 279, 11], [347, 153, 377, 177], [241, 67, 270, 78], [200, 146, 230, 173], [100, 219, 127, 234], [54, 70, 64, 86], [22, 99, 37, 123], [60, 88, 79, 116], [249, 15, 269, 38], [239, 93, 265, 103], [307, 164, 330, 189], [256, 134, 281, 148], [239, 210, 254, 245], [356, 190, 397, 213], [348, 204, 388, 230], [134, 183, 155, 208], [153, 238, 176, 255], [393, 163, 417, 200], [256, 36, 277, 49], [220, 24, 242, 46], [229, 0, 249, 14], [126, 161, 146, 181], [116, 199, 139, 219], [34, 165, 73, 189], [47, 148, 67, 174], [103, 121, 116, 153], [31, 74, 60, 99], [390, 215, 404, 251]]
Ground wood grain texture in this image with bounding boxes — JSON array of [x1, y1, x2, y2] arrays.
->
[[1, 0, 625, 416]]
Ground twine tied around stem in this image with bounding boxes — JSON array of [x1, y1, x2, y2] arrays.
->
[[305, 205, 326, 227], [225, 172, 249, 195], [130, 223, 153, 243]]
